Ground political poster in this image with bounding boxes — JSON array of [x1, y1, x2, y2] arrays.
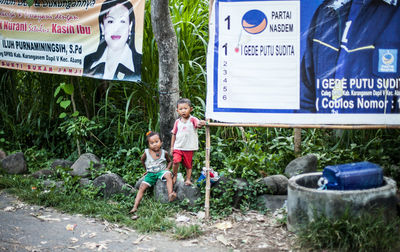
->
[[206, 0, 400, 125], [0, 0, 144, 81]]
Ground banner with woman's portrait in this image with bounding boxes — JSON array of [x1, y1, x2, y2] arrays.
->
[[0, 0, 144, 81]]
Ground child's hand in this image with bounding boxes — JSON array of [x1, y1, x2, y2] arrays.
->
[[198, 120, 206, 127]]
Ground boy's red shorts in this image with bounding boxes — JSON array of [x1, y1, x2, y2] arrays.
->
[[172, 150, 194, 169]]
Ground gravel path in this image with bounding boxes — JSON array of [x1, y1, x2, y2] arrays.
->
[[0, 191, 228, 252], [0, 190, 294, 251]]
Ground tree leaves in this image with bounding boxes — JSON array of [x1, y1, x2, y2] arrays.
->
[[60, 100, 71, 109], [62, 84, 74, 95]]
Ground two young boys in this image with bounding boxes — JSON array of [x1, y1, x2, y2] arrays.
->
[[130, 98, 205, 215]]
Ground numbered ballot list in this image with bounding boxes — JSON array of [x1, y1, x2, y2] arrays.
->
[[213, 0, 300, 111]]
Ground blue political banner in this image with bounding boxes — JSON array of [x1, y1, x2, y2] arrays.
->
[[206, 0, 400, 125]]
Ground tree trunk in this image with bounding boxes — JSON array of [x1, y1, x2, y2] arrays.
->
[[151, 0, 179, 151]]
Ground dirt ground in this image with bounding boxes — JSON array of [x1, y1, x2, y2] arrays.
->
[[176, 208, 295, 251], [0, 190, 295, 251]]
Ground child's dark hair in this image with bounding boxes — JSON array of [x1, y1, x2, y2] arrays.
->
[[146, 131, 161, 143], [177, 98, 192, 107]]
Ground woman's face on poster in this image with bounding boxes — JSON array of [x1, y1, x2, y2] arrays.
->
[[101, 4, 132, 51]]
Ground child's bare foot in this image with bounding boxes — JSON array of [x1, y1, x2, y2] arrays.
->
[[131, 215, 139, 220], [129, 207, 137, 214], [168, 192, 177, 202], [184, 180, 193, 186]]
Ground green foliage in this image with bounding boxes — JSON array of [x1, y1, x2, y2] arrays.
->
[[80, 183, 101, 200], [301, 128, 400, 171], [198, 128, 295, 180], [59, 116, 103, 153], [52, 166, 81, 194], [296, 209, 400, 251], [0, 130, 10, 148], [100, 145, 144, 184], [171, 0, 209, 99], [222, 132, 290, 179], [24, 147, 53, 172], [173, 224, 203, 239], [54, 82, 76, 119]]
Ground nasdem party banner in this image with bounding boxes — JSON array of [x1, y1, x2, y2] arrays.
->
[[206, 0, 400, 125], [0, 0, 144, 81]]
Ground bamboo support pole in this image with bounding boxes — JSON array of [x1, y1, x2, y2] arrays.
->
[[205, 121, 211, 219], [294, 128, 301, 157]]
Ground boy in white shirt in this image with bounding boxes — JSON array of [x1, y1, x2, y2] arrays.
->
[[171, 98, 205, 185]]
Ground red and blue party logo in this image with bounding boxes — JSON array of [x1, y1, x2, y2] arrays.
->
[[242, 10, 267, 34], [378, 49, 397, 73]]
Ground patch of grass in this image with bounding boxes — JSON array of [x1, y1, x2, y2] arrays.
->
[[0, 174, 178, 233], [130, 197, 177, 233], [173, 224, 203, 240], [0, 174, 35, 190], [296, 209, 400, 251]]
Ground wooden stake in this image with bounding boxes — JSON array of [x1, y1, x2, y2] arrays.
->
[[205, 120, 211, 219], [294, 128, 301, 157]]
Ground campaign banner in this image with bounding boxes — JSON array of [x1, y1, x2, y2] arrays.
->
[[206, 0, 400, 125], [0, 0, 144, 82]]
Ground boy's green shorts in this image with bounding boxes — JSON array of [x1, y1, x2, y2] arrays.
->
[[143, 170, 171, 186]]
